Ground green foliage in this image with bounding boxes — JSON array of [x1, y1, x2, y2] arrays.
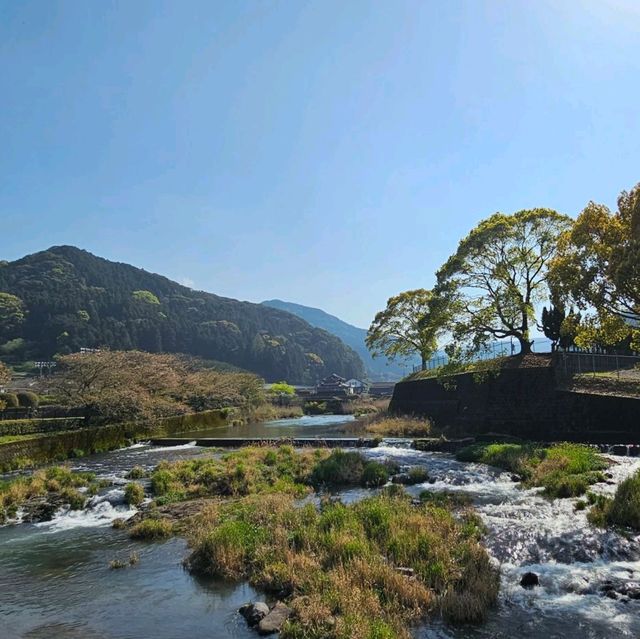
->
[[124, 482, 145, 506], [186, 490, 498, 635], [0, 246, 364, 383], [590, 470, 640, 530], [457, 442, 607, 498], [129, 517, 174, 540], [0, 292, 26, 339], [16, 391, 39, 408], [126, 465, 147, 479], [0, 392, 19, 408], [540, 305, 565, 349], [149, 446, 322, 504], [360, 461, 390, 487], [132, 290, 160, 305], [549, 182, 640, 350], [366, 289, 451, 370], [436, 208, 571, 357], [269, 381, 296, 396]]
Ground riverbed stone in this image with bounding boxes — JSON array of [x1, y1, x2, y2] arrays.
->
[[239, 602, 269, 627], [520, 572, 540, 589], [258, 602, 292, 635]]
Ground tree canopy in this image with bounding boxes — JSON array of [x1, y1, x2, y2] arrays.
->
[[366, 289, 450, 370], [52, 350, 264, 422], [548, 182, 640, 350], [436, 208, 571, 356], [0, 292, 26, 340]]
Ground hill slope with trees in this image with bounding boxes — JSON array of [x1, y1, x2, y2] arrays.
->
[[0, 246, 364, 383], [262, 299, 419, 380]]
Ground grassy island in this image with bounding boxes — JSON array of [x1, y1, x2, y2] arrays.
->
[[456, 442, 608, 498], [128, 446, 499, 638]]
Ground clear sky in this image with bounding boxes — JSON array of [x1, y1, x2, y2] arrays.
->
[[1, 1, 639, 328]]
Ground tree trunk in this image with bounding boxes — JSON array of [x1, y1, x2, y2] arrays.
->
[[421, 354, 427, 371], [518, 337, 532, 355]]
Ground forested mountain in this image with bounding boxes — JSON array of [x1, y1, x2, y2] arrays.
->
[[262, 299, 418, 380], [0, 246, 364, 383]]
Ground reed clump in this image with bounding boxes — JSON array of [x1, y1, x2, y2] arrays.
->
[[456, 442, 607, 498], [185, 489, 498, 638]]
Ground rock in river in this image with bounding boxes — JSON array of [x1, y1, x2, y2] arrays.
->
[[258, 602, 292, 635], [520, 572, 540, 589], [239, 602, 270, 627]]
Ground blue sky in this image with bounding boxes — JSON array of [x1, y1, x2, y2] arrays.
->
[[1, 1, 639, 328]]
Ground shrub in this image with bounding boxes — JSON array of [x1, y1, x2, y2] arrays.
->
[[61, 487, 86, 510], [603, 470, 640, 530], [186, 491, 499, 636], [309, 450, 365, 488], [129, 518, 173, 540], [126, 466, 147, 480], [124, 482, 145, 506], [360, 461, 389, 487], [0, 393, 19, 408], [16, 391, 39, 408]]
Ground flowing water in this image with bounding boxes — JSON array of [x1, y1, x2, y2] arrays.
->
[[2, 416, 640, 639]]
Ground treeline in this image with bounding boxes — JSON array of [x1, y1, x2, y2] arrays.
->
[[367, 181, 640, 369], [0, 246, 364, 383]]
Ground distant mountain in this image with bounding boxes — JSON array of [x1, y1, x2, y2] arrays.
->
[[0, 246, 364, 384], [262, 299, 418, 380]]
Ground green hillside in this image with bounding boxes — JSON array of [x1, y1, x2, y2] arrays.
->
[[0, 246, 364, 384]]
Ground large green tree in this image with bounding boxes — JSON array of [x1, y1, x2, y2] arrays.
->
[[436, 209, 571, 356], [366, 289, 450, 370], [548, 182, 640, 350], [0, 292, 26, 340]]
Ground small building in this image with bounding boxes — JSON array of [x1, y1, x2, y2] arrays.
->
[[345, 378, 368, 395], [316, 373, 350, 398]]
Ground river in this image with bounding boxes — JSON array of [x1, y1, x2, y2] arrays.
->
[[2, 416, 640, 639]]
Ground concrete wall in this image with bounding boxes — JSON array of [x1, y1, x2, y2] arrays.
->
[[0, 409, 229, 471], [390, 368, 640, 443]]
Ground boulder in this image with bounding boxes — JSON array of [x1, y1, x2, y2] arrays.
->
[[258, 602, 292, 635], [239, 602, 270, 627], [520, 572, 540, 589]]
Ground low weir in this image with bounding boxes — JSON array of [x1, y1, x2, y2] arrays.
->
[[149, 437, 379, 448]]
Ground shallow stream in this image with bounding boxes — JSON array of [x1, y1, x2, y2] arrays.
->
[[2, 416, 639, 638]]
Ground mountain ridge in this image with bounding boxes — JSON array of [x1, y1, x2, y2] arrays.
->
[[0, 246, 364, 383]]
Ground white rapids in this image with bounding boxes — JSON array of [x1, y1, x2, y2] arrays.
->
[[364, 445, 640, 639]]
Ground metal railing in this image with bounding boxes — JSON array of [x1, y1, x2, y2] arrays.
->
[[554, 351, 640, 380]]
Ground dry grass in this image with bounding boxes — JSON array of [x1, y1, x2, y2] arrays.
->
[[0, 465, 98, 523], [344, 398, 390, 416], [250, 404, 304, 421], [185, 489, 498, 638], [344, 412, 433, 438]]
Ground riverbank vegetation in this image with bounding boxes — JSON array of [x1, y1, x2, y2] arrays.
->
[[347, 413, 433, 438], [186, 489, 498, 637], [0, 465, 101, 523], [125, 445, 498, 635], [456, 442, 608, 498], [587, 469, 640, 530]]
